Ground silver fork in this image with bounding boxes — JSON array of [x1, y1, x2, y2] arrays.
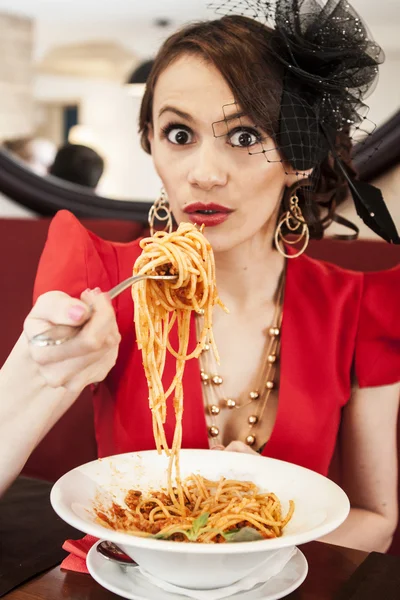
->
[[30, 274, 177, 348]]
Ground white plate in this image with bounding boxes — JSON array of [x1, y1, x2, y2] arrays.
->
[[51, 450, 350, 553], [51, 449, 349, 588], [86, 541, 309, 600]]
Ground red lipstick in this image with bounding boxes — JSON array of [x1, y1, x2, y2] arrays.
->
[[183, 202, 233, 227]]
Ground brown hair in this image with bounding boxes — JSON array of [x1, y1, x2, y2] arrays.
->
[[139, 16, 354, 239]]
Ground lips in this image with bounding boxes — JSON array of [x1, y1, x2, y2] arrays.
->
[[183, 203, 233, 227]]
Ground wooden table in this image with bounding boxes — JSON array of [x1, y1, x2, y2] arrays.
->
[[3, 541, 368, 599], [4, 477, 400, 600]]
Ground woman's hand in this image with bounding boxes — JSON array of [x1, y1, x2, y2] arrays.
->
[[24, 288, 121, 395], [214, 441, 259, 455]]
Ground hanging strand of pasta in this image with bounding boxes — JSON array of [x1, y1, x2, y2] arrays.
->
[[132, 223, 227, 509]]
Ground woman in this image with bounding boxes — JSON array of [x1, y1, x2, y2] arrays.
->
[[1, 0, 399, 551]]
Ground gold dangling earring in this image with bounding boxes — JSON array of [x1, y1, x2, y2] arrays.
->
[[274, 193, 310, 258], [148, 188, 173, 237]]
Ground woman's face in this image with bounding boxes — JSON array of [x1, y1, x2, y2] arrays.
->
[[149, 54, 294, 252]]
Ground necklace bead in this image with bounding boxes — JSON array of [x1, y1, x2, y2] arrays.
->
[[245, 434, 256, 446], [209, 425, 220, 438], [201, 371, 209, 384], [198, 270, 285, 454]]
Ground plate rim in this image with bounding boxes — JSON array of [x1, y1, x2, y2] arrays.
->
[[86, 539, 309, 600]]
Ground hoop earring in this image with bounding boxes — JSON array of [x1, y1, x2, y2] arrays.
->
[[274, 194, 310, 259], [148, 188, 173, 237]]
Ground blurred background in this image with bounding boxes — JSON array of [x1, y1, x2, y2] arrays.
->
[[0, 0, 398, 233]]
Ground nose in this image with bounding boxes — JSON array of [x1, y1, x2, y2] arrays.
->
[[187, 141, 228, 191]]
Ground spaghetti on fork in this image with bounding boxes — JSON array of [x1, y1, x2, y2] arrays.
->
[[94, 222, 294, 543]]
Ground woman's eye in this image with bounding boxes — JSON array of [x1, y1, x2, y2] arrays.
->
[[166, 128, 193, 145], [229, 129, 261, 148]]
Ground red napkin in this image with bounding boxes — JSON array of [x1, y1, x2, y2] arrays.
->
[[61, 534, 99, 573]]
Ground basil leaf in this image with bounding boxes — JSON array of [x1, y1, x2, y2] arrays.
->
[[223, 527, 264, 543], [191, 512, 209, 535], [153, 513, 210, 542]]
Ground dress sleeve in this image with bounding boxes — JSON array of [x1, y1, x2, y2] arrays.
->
[[33, 210, 114, 303], [355, 266, 400, 388]]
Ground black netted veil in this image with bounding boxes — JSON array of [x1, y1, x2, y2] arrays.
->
[[206, 0, 399, 244]]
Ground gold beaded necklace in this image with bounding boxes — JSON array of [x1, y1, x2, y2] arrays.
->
[[196, 271, 285, 452]]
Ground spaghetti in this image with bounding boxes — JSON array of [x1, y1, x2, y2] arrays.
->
[[132, 222, 226, 507], [96, 222, 294, 543], [95, 475, 295, 542]]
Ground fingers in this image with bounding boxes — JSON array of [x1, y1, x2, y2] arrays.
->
[[24, 288, 121, 395], [24, 291, 91, 338], [26, 290, 120, 365], [37, 343, 119, 391], [72, 290, 120, 354]]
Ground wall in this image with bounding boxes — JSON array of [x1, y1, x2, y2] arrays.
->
[[0, 192, 36, 217], [33, 16, 400, 129], [364, 50, 400, 128], [33, 74, 161, 201], [0, 12, 34, 140]]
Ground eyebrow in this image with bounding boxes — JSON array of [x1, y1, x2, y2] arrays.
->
[[158, 106, 194, 121], [158, 105, 248, 123]]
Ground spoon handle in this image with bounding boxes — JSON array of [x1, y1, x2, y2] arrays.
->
[[96, 540, 137, 566]]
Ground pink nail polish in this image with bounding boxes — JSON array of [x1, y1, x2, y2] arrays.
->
[[92, 287, 102, 295], [68, 305, 86, 321]]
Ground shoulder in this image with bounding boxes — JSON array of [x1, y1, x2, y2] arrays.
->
[[356, 264, 400, 387], [293, 252, 399, 386], [298, 247, 400, 295], [289, 251, 364, 306], [34, 210, 144, 300], [293, 251, 400, 325], [46, 209, 90, 243], [298, 251, 362, 279], [362, 263, 400, 295], [46, 210, 144, 251]]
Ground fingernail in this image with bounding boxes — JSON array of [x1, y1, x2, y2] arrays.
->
[[68, 305, 86, 322], [212, 445, 225, 451], [92, 287, 102, 295]]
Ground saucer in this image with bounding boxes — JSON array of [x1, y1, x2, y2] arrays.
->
[[86, 541, 308, 600]]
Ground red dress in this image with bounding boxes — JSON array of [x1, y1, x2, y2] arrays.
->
[[33, 211, 400, 476]]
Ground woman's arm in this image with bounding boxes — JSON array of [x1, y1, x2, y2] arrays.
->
[[323, 382, 400, 552], [0, 289, 120, 497]]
